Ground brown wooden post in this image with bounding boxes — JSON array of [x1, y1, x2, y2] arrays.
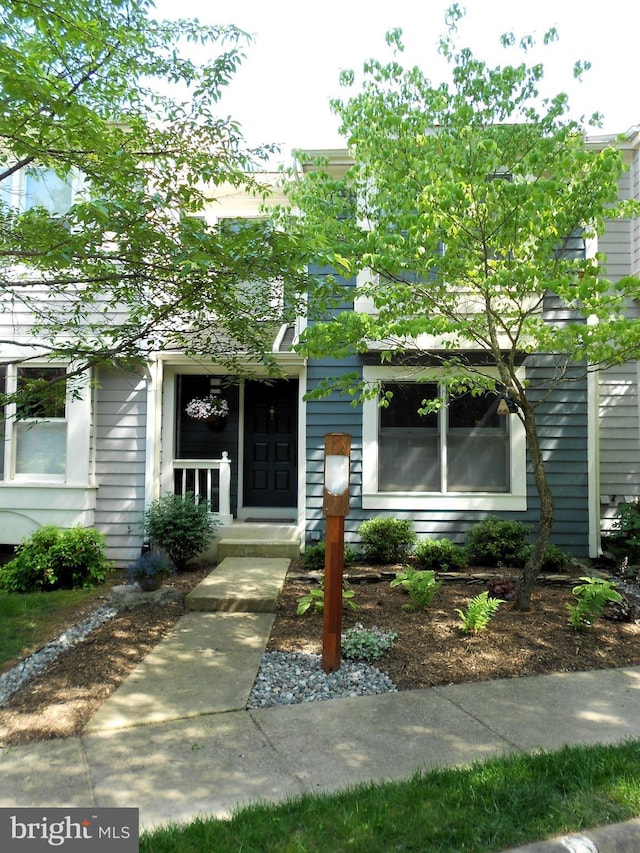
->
[[321, 433, 351, 673], [322, 514, 345, 672]]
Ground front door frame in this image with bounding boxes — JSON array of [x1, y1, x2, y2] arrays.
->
[[156, 359, 306, 529], [237, 376, 302, 520]]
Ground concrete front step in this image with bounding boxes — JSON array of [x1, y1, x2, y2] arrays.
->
[[186, 556, 290, 613], [216, 538, 300, 560]]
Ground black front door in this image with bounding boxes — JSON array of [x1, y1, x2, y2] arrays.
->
[[243, 379, 298, 507]]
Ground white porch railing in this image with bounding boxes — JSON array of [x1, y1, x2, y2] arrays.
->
[[171, 452, 232, 526]]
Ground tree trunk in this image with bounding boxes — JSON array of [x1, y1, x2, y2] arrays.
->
[[513, 403, 555, 611]]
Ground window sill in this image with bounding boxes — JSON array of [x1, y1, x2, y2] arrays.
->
[[0, 479, 97, 489], [362, 492, 527, 511]]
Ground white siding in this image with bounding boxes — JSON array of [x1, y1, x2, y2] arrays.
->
[[94, 367, 148, 566]]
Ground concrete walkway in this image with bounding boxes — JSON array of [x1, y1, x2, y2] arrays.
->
[[1, 558, 640, 851]]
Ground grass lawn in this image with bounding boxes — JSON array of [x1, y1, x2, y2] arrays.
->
[[140, 739, 640, 853], [0, 579, 116, 672]]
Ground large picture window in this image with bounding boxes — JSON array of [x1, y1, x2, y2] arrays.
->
[[0, 166, 77, 215], [379, 382, 509, 493], [362, 368, 526, 511]]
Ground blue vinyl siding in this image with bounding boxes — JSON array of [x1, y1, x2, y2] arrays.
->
[[303, 258, 591, 556], [305, 357, 363, 543], [517, 355, 589, 554], [304, 352, 590, 557]]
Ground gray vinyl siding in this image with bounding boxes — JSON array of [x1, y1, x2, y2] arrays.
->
[[600, 219, 634, 281], [94, 367, 147, 566], [633, 148, 640, 274], [597, 152, 640, 539], [599, 164, 637, 282], [598, 361, 640, 535], [305, 356, 363, 545]]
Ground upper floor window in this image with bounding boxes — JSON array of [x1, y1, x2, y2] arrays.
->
[[0, 166, 77, 215], [24, 168, 73, 214]]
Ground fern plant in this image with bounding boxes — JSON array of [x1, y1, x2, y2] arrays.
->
[[456, 591, 504, 633]]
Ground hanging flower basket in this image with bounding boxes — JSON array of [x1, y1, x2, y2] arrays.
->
[[185, 394, 230, 423]]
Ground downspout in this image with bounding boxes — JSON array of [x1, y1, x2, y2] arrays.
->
[[144, 354, 163, 515], [587, 364, 601, 557]]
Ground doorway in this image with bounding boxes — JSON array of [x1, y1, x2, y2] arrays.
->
[[243, 379, 298, 508]]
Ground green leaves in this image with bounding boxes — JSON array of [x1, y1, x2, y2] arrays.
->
[[285, 5, 640, 397], [456, 591, 505, 633], [566, 577, 623, 630], [0, 0, 310, 378]]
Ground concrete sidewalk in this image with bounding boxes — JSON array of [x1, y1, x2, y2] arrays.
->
[[2, 665, 640, 837], [1, 557, 640, 850]]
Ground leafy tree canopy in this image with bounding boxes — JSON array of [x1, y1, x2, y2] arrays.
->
[[281, 4, 640, 609], [0, 0, 307, 389], [284, 6, 640, 400]]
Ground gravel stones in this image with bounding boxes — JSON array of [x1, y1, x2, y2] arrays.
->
[[1, 597, 399, 713], [0, 584, 181, 709], [247, 651, 398, 709], [0, 605, 117, 708]]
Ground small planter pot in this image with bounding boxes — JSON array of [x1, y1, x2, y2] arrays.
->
[[138, 575, 164, 592]]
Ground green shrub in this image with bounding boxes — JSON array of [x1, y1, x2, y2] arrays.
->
[[296, 581, 357, 615], [456, 591, 505, 633], [610, 500, 640, 561], [390, 567, 442, 610], [518, 542, 571, 572], [414, 538, 467, 571], [465, 517, 531, 567], [0, 525, 110, 593], [302, 541, 357, 571], [341, 623, 397, 661], [358, 517, 416, 563], [567, 576, 623, 630], [144, 492, 218, 572]]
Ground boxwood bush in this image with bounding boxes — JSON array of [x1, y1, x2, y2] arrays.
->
[[358, 517, 416, 563], [518, 542, 571, 573], [414, 538, 467, 571], [0, 525, 110, 593], [144, 492, 218, 571], [465, 517, 531, 567], [302, 541, 358, 571]]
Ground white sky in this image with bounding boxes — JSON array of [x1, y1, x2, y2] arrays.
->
[[153, 0, 640, 162]]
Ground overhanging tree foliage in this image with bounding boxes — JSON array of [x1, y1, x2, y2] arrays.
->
[[0, 0, 306, 397], [283, 7, 640, 610]]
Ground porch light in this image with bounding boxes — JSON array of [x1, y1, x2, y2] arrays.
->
[[323, 431, 350, 516], [322, 433, 351, 673]]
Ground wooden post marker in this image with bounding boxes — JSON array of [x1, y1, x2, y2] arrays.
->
[[321, 433, 351, 673]]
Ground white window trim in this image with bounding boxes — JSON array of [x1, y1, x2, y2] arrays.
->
[[1, 166, 84, 214], [362, 365, 527, 511], [2, 364, 91, 486]]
